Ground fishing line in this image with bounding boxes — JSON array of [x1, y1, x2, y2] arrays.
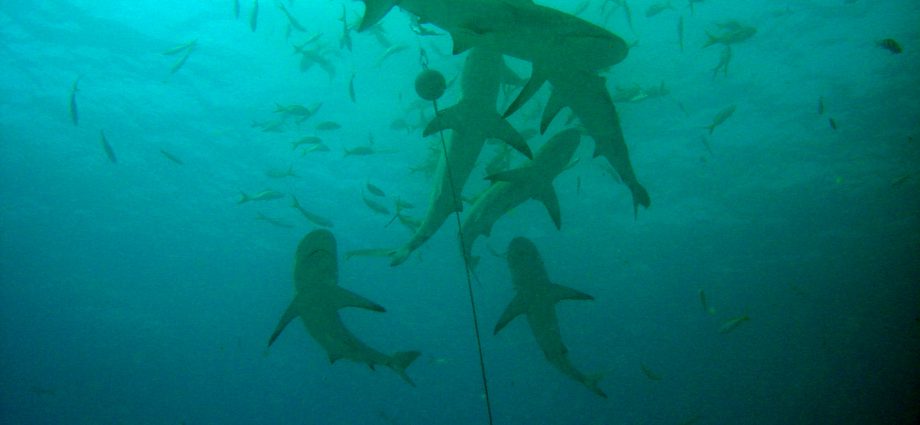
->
[[416, 50, 495, 425]]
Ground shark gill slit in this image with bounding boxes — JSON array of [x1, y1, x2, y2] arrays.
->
[[425, 79, 495, 424]]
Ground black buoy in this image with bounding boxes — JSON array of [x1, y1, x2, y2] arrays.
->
[[415, 69, 446, 101]]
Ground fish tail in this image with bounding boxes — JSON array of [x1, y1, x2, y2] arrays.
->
[[388, 350, 421, 387], [703, 32, 717, 48], [237, 191, 250, 204]]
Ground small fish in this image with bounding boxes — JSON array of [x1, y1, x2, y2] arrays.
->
[[711, 44, 731, 78], [645, 1, 673, 17], [162, 39, 197, 56], [249, 0, 259, 32], [677, 15, 684, 52], [396, 213, 421, 232], [265, 165, 297, 179], [362, 194, 390, 215], [705, 105, 736, 134], [278, 3, 305, 32], [159, 149, 184, 165], [366, 182, 386, 197], [698, 289, 716, 315], [290, 195, 334, 227], [68, 78, 79, 126], [818, 96, 825, 115], [339, 5, 353, 51], [169, 45, 195, 75], [300, 142, 331, 155], [315, 121, 341, 131], [640, 363, 662, 381], [292, 135, 322, 150], [99, 130, 117, 164], [718, 315, 750, 334], [238, 190, 284, 204], [828, 117, 837, 130], [876, 38, 902, 54], [623, 1, 634, 32], [687, 0, 705, 14], [375, 44, 408, 68], [256, 212, 294, 228], [395, 197, 415, 211], [348, 72, 357, 103]]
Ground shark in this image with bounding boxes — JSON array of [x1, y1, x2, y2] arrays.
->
[[267, 229, 420, 386], [390, 48, 527, 266], [539, 70, 650, 215], [459, 128, 581, 263], [494, 236, 605, 398], [356, 0, 649, 214]]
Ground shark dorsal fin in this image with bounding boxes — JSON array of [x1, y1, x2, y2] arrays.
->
[[331, 286, 386, 312], [484, 113, 533, 159], [493, 293, 529, 335], [547, 283, 594, 302], [535, 184, 562, 230], [541, 91, 566, 134]]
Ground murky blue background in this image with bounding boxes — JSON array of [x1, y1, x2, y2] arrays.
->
[[1, 1, 918, 424]]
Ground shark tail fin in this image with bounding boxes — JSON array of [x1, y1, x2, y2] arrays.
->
[[584, 373, 607, 398], [703, 32, 717, 48], [388, 350, 421, 387], [268, 296, 302, 347], [237, 191, 250, 204], [629, 182, 651, 218]]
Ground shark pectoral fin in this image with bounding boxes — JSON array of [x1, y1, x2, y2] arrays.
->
[[487, 115, 532, 158], [503, 71, 547, 118], [535, 185, 562, 230], [357, 0, 398, 32], [485, 166, 534, 184], [541, 91, 566, 134], [494, 295, 528, 335], [450, 29, 478, 55], [332, 286, 386, 312], [548, 283, 594, 302], [267, 295, 304, 347], [422, 105, 462, 136], [389, 350, 421, 387]]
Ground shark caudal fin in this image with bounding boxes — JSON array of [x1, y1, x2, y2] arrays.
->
[[388, 350, 421, 387], [629, 182, 651, 218], [584, 373, 607, 398]]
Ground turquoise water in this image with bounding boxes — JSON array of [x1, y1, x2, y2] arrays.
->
[[1, 1, 918, 424]]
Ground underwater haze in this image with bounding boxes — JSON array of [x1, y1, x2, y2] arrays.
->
[[1, 0, 919, 424]]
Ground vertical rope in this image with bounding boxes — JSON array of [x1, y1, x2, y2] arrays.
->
[[432, 100, 494, 425], [419, 49, 493, 424]]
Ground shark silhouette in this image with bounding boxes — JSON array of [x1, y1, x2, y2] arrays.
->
[[494, 236, 605, 398], [357, 0, 649, 214], [460, 128, 581, 262], [390, 48, 526, 266], [268, 229, 420, 386]]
